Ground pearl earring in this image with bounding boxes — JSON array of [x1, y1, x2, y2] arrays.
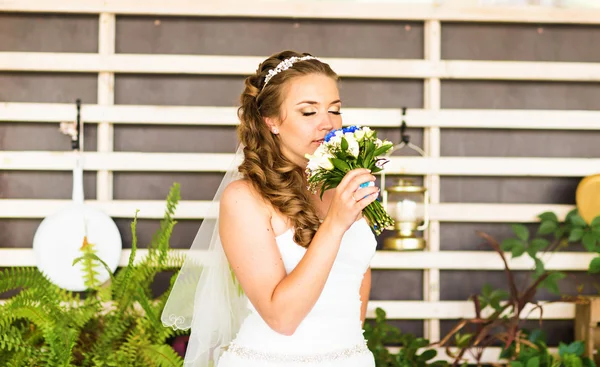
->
[[272, 127, 279, 134]]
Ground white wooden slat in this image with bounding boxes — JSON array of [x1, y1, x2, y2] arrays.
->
[[2, 151, 598, 177], [96, 13, 116, 202], [4, 53, 600, 82], [4, 103, 600, 131], [1, 1, 600, 24], [0, 248, 593, 271], [423, 18, 442, 342], [0, 200, 574, 222], [367, 300, 574, 320]]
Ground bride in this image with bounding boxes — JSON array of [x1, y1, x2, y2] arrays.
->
[[162, 50, 380, 367]]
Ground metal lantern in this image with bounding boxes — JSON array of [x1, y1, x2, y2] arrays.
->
[[380, 107, 430, 251], [381, 178, 429, 250]]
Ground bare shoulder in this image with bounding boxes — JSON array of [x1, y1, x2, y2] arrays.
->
[[220, 179, 269, 217]]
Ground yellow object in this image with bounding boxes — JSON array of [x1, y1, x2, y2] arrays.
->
[[576, 174, 600, 224]]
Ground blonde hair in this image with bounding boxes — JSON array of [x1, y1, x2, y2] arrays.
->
[[237, 50, 339, 248]]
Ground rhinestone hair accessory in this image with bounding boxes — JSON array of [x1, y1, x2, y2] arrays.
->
[[262, 55, 320, 89]]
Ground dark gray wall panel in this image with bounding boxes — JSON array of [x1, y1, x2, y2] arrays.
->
[[440, 270, 600, 301], [114, 218, 202, 250], [114, 75, 244, 106], [0, 171, 97, 199], [338, 79, 423, 108], [113, 172, 224, 201], [116, 17, 423, 59], [0, 219, 42, 248], [440, 319, 574, 346], [0, 13, 98, 53], [442, 23, 600, 62], [441, 222, 586, 252], [440, 177, 580, 204], [370, 270, 423, 301], [114, 125, 238, 153], [442, 129, 600, 158], [0, 123, 97, 151], [442, 81, 600, 110], [114, 75, 423, 109], [0, 72, 97, 103]]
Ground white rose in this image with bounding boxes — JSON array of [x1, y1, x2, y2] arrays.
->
[[344, 133, 360, 158], [354, 129, 365, 141], [316, 154, 334, 170], [329, 135, 342, 146]]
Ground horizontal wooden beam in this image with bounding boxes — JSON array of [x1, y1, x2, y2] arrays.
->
[[0, 200, 574, 222], [3, 53, 600, 82], [0, 248, 591, 271], [1, 151, 598, 177], [1, 1, 599, 24], [3, 103, 600, 131]]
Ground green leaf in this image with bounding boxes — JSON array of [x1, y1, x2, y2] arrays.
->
[[583, 232, 598, 252], [570, 214, 588, 228], [372, 144, 393, 157], [566, 341, 585, 356], [341, 137, 348, 151], [591, 216, 600, 229], [481, 283, 492, 297], [528, 238, 550, 257], [589, 256, 600, 274], [558, 342, 569, 357], [569, 228, 585, 243], [512, 243, 526, 258], [538, 212, 559, 222], [528, 329, 546, 343], [330, 158, 351, 172], [541, 272, 565, 295], [512, 224, 530, 241], [534, 257, 546, 278], [538, 221, 558, 235], [502, 238, 523, 251], [418, 349, 437, 361], [527, 357, 540, 367], [511, 362, 524, 367]]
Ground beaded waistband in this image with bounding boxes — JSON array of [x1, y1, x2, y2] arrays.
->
[[225, 341, 371, 363]]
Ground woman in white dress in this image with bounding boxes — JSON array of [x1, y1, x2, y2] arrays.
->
[[162, 50, 379, 367]]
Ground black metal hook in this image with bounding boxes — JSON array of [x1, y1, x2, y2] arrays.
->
[[400, 107, 410, 144], [72, 99, 81, 151]]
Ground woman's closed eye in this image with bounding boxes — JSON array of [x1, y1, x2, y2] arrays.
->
[[301, 111, 341, 117]]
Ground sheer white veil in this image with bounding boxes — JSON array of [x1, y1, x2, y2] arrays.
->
[[161, 144, 249, 367]]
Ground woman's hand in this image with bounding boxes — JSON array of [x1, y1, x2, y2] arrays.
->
[[325, 168, 379, 231]]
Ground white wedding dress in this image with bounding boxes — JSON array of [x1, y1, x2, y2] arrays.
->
[[217, 218, 377, 367]]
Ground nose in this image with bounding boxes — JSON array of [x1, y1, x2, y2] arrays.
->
[[318, 110, 334, 131]]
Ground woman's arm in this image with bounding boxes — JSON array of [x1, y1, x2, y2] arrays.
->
[[220, 170, 378, 336], [359, 267, 371, 325]]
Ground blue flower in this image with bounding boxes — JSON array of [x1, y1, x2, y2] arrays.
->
[[342, 125, 359, 134], [324, 128, 343, 142]]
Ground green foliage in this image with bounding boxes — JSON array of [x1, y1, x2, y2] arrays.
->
[[501, 330, 595, 367], [439, 209, 600, 365], [364, 308, 448, 367], [0, 183, 186, 367]]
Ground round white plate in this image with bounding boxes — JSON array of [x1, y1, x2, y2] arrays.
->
[[33, 203, 122, 291]]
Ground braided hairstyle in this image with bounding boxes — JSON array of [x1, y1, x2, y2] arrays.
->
[[237, 50, 339, 248]]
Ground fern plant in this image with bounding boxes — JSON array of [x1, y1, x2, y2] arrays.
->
[[0, 183, 187, 367]]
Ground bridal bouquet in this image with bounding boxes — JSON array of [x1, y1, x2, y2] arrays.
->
[[305, 125, 395, 235]]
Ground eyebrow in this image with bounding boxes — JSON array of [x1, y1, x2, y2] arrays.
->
[[296, 99, 342, 106]]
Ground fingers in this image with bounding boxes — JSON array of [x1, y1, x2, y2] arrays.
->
[[356, 189, 380, 210], [353, 185, 380, 203], [337, 168, 372, 191]]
